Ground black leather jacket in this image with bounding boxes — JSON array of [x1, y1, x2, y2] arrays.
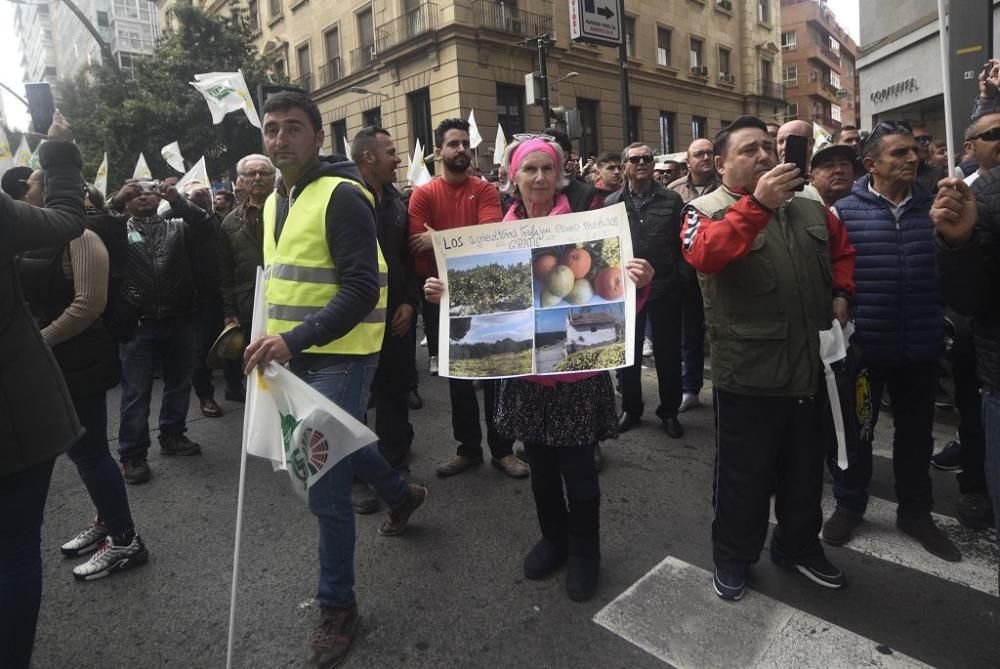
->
[[937, 167, 1000, 391], [605, 180, 689, 299], [123, 197, 210, 320]]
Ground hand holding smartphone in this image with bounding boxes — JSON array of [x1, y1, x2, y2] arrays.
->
[[25, 82, 55, 135]]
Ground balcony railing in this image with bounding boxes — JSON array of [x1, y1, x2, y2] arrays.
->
[[320, 58, 343, 87], [350, 43, 377, 73], [294, 73, 312, 93], [756, 80, 785, 101], [820, 43, 841, 66], [813, 113, 842, 130], [822, 78, 839, 96], [375, 3, 438, 54], [473, 0, 553, 38]]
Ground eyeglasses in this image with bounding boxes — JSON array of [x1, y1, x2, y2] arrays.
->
[[626, 155, 655, 164], [690, 149, 714, 159], [972, 126, 1000, 142], [241, 169, 275, 178]]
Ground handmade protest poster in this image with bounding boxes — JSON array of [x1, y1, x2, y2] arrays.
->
[[431, 202, 636, 379]]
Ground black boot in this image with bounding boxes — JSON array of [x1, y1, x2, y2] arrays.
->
[[523, 538, 568, 579], [566, 533, 600, 601]]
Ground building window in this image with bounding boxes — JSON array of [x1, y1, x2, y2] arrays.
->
[[656, 28, 671, 66], [43, 65, 57, 77], [273, 58, 286, 78], [831, 104, 842, 122], [689, 37, 703, 70], [830, 71, 841, 89], [577, 98, 600, 162], [247, 0, 259, 31], [758, 0, 769, 23], [782, 65, 797, 87], [718, 47, 731, 77], [496, 83, 525, 138], [691, 116, 707, 140], [358, 7, 374, 52], [268, 0, 281, 18], [760, 59, 772, 84], [37, 3, 48, 13], [658, 111, 676, 154], [331, 120, 348, 157], [781, 31, 796, 50], [362, 107, 382, 129], [96, 10, 109, 27], [296, 44, 311, 91], [624, 16, 636, 58], [629, 106, 641, 144], [785, 103, 798, 118], [408, 88, 434, 175]]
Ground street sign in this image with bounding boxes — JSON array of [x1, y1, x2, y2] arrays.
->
[[569, 0, 622, 47]]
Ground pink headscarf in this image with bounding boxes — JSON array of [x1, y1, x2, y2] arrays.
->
[[509, 138, 559, 177]]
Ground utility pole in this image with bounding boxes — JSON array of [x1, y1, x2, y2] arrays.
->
[[617, 0, 631, 144], [53, 0, 123, 79], [522, 33, 556, 128]]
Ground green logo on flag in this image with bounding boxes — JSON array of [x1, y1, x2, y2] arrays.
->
[[280, 412, 331, 483], [207, 84, 236, 100]]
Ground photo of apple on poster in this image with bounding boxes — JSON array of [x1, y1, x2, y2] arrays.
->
[[431, 202, 636, 379]]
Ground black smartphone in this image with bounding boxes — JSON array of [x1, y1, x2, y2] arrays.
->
[[784, 134, 808, 191], [25, 82, 55, 134]]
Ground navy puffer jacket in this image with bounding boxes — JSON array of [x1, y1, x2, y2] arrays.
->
[[833, 176, 943, 365]]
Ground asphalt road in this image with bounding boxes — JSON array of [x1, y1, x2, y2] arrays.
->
[[30, 345, 1000, 668]]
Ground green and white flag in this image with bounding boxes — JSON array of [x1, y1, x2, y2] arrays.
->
[[813, 122, 833, 154], [94, 152, 108, 196], [0, 128, 13, 172], [133, 152, 152, 179], [14, 136, 32, 167], [190, 70, 262, 129], [160, 141, 185, 173]]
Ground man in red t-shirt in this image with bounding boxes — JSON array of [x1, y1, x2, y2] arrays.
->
[[408, 119, 529, 479]]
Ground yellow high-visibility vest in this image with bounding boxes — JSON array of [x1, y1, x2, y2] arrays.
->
[[262, 175, 387, 355]]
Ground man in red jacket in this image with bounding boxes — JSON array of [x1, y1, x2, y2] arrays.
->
[[408, 118, 528, 479], [681, 116, 855, 601]]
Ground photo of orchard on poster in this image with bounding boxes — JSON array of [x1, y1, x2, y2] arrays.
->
[[432, 203, 636, 379]]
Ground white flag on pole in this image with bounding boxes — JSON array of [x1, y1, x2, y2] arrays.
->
[[133, 152, 152, 180], [407, 139, 424, 184], [158, 156, 210, 216], [493, 123, 507, 165], [0, 128, 13, 172], [94, 153, 108, 196], [161, 141, 186, 173], [468, 109, 483, 149], [14, 137, 32, 167], [813, 122, 833, 154], [190, 70, 262, 128], [343, 135, 352, 159], [242, 268, 377, 498]]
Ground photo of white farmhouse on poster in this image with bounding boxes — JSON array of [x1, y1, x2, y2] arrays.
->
[[432, 203, 636, 379]]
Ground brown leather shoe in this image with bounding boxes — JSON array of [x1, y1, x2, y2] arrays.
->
[[435, 454, 483, 477], [304, 605, 359, 669], [200, 398, 223, 418], [378, 484, 428, 536], [121, 456, 151, 485], [491, 454, 529, 478]]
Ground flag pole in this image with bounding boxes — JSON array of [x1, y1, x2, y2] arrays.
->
[[937, 0, 956, 175], [225, 396, 253, 669]]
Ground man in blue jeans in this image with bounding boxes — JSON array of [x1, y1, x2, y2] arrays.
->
[[933, 169, 1000, 593], [243, 91, 426, 669]]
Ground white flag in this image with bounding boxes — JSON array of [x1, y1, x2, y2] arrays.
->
[[407, 139, 424, 184], [343, 135, 351, 159], [190, 70, 261, 129], [468, 109, 483, 149], [158, 156, 209, 216], [94, 153, 108, 196], [0, 128, 13, 172], [243, 268, 377, 498], [161, 141, 186, 173], [493, 123, 507, 165], [133, 152, 152, 180], [14, 136, 32, 167], [813, 122, 833, 154]]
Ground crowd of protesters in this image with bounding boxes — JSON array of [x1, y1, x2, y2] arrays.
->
[[4, 58, 1000, 667]]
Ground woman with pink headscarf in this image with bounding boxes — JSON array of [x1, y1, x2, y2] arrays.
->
[[425, 135, 653, 601]]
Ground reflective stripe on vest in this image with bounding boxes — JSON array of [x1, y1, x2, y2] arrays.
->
[[262, 175, 387, 356]]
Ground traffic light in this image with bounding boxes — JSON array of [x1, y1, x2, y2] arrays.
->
[[550, 106, 582, 140]]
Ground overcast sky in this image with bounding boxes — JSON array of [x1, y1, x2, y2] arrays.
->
[[0, 0, 861, 132]]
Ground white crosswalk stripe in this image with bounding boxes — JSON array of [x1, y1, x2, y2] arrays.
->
[[594, 556, 932, 669]]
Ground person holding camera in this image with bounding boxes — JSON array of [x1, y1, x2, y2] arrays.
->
[[111, 177, 211, 484]]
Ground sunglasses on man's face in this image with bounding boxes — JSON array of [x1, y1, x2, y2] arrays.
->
[[626, 154, 655, 164], [862, 120, 913, 152], [973, 127, 1000, 142]]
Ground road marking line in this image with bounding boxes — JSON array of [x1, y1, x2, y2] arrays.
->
[[594, 556, 932, 669]]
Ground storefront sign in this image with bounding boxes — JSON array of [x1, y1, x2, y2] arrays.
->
[[870, 78, 919, 104]]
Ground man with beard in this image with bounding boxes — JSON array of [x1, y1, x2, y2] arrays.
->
[[408, 118, 529, 478], [808, 144, 857, 207], [113, 178, 211, 484]]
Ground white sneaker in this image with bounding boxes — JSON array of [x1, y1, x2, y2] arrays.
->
[[60, 523, 109, 557], [420, 336, 427, 347], [72, 535, 148, 581], [429, 355, 439, 375], [642, 337, 654, 358], [678, 392, 701, 413]]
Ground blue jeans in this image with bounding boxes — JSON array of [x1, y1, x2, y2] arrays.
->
[[301, 354, 408, 609], [980, 390, 1000, 582], [0, 458, 55, 669], [69, 393, 135, 537], [118, 317, 197, 459]]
